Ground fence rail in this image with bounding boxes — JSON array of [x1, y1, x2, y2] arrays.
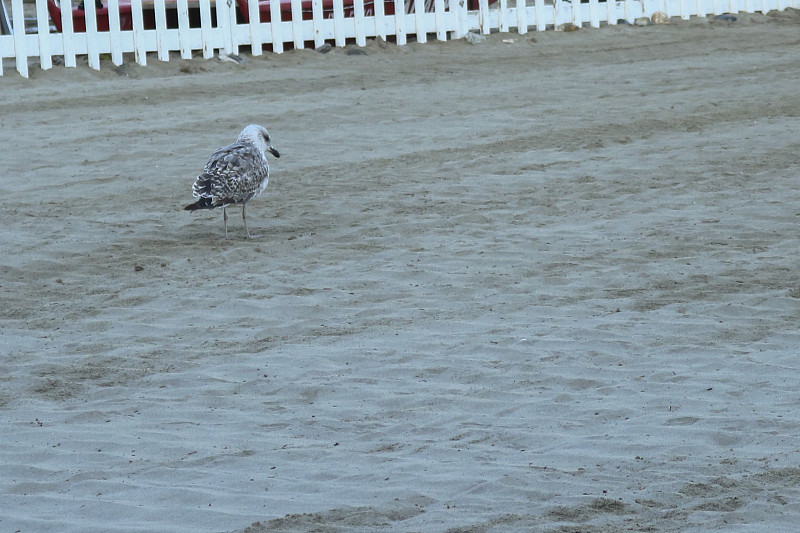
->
[[0, 0, 797, 77]]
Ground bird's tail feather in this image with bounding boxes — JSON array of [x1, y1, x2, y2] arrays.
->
[[184, 197, 215, 211]]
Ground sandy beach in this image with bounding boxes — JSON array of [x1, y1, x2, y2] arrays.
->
[[2, 9, 800, 532]]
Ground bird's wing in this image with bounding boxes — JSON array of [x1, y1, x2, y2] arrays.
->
[[192, 142, 268, 203]]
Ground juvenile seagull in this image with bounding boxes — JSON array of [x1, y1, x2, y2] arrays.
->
[[184, 125, 280, 239]]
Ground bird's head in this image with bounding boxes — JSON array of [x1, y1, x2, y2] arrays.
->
[[239, 124, 280, 159]]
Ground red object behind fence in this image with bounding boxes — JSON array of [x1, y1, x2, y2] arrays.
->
[[47, 0, 150, 31], [47, 0, 484, 33]]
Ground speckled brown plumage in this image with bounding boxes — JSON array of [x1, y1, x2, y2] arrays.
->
[[184, 125, 280, 239]]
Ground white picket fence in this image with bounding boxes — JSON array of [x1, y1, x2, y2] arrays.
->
[[0, 0, 796, 77]]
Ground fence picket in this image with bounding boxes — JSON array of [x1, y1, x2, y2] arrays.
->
[[606, 0, 616, 23], [588, 0, 599, 27], [373, 0, 386, 39], [569, 0, 581, 26], [478, 0, 488, 32], [198, 0, 214, 58], [248, 0, 263, 54], [217, 0, 234, 55], [624, 0, 634, 22], [498, 0, 508, 32], [312, 0, 324, 48], [332, 0, 345, 46], [154, 0, 169, 60], [414, 0, 426, 41], [433, 0, 445, 40], [290, 0, 304, 49], [33, 0, 52, 69], [393, 0, 406, 45], [354, 0, 366, 45], [514, 0, 526, 33], [85, 0, 101, 70], [106, 0, 123, 64], [533, 0, 544, 30], [11, 0, 25, 76], [270, 0, 284, 52], [59, 0, 77, 67], [130, 0, 147, 64], [177, 0, 191, 58], [452, 0, 465, 36]]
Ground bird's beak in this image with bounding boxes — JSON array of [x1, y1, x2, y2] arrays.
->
[[269, 147, 280, 158]]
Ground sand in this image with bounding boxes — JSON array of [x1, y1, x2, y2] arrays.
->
[[2, 9, 800, 532]]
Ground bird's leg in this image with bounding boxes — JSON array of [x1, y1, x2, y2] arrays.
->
[[242, 203, 253, 239], [223, 207, 228, 239]]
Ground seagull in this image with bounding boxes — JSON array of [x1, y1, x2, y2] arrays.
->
[[184, 125, 280, 239]]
